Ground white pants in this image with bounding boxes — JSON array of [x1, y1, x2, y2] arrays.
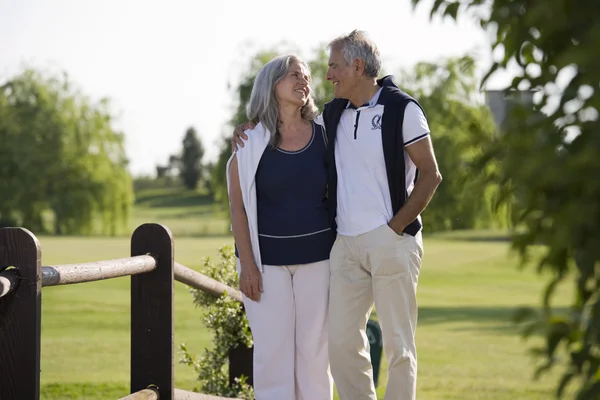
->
[[329, 224, 423, 400], [241, 260, 333, 400]]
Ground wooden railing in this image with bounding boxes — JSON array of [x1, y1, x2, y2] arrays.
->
[[0, 223, 251, 400]]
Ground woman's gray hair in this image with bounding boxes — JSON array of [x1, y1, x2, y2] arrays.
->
[[246, 54, 318, 146], [328, 30, 381, 78]]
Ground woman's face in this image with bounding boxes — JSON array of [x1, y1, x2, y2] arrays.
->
[[275, 61, 311, 108]]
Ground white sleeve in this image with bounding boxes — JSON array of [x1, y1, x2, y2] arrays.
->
[[314, 113, 328, 146], [403, 102, 430, 146], [314, 112, 325, 127]]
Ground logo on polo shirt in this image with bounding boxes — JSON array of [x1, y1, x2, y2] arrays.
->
[[371, 114, 382, 130]]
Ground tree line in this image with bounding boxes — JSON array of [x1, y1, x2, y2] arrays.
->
[[0, 70, 208, 234], [0, 48, 505, 235]]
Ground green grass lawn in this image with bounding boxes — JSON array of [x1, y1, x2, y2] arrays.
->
[[36, 235, 574, 400], [28, 188, 575, 399], [130, 187, 230, 237], [38, 235, 227, 398]]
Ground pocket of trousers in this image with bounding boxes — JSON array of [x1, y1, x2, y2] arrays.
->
[[383, 223, 405, 239], [372, 226, 413, 278]]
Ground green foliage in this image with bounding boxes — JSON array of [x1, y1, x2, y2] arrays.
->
[[397, 55, 502, 232], [308, 47, 335, 110], [211, 50, 280, 211], [179, 246, 253, 399], [229, 50, 282, 129], [413, 0, 600, 397], [0, 68, 133, 235], [211, 135, 234, 212], [178, 126, 205, 190], [203, 161, 216, 197]]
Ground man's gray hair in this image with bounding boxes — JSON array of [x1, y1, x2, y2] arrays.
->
[[328, 30, 381, 78], [247, 54, 318, 146]]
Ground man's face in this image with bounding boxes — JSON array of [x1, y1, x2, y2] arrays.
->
[[326, 45, 358, 99]]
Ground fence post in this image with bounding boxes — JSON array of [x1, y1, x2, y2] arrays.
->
[[0, 228, 42, 400], [130, 223, 174, 400]]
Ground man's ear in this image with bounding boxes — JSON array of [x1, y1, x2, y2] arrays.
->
[[354, 58, 365, 76]]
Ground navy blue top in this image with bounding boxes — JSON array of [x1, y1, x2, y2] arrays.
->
[[243, 121, 333, 266]]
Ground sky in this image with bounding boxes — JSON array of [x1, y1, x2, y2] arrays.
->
[[0, 0, 508, 176]]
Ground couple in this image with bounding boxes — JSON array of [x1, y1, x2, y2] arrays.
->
[[226, 30, 442, 400]]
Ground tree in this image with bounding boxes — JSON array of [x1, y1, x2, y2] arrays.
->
[[411, 0, 600, 397], [0, 68, 133, 235], [308, 47, 335, 110], [179, 126, 205, 190], [211, 136, 234, 209], [211, 47, 334, 210], [396, 55, 500, 231], [211, 49, 282, 209], [203, 161, 216, 196]]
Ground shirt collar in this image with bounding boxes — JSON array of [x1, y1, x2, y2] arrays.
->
[[346, 87, 383, 110]]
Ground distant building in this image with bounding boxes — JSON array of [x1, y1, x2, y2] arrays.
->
[[485, 90, 536, 129]]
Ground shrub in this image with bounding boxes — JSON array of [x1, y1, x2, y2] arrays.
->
[[179, 245, 254, 399]]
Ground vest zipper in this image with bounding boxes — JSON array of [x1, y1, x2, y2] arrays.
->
[[353, 110, 361, 139]]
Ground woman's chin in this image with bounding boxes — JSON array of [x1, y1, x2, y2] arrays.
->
[[287, 97, 307, 108]]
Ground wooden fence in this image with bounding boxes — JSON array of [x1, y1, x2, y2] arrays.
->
[[0, 223, 252, 400]]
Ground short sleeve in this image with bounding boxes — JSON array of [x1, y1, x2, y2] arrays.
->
[[403, 102, 430, 146]]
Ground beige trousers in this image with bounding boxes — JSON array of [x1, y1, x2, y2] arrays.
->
[[329, 224, 423, 400], [241, 260, 333, 400]]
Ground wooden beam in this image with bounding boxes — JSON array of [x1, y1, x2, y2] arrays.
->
[[174, 262, 242, 303], [0, 267, 20, 298], [174, 388, 242, 400], [119, 388, 159, 400], [41, 255, 156, 287]]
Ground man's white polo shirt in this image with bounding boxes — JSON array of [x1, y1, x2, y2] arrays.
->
[[334, 88, 430, 236]]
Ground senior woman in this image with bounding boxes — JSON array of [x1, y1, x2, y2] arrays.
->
[[226, 54, 333, 400]]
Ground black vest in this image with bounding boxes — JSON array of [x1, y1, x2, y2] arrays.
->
[[322, 75, 424, 237]]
